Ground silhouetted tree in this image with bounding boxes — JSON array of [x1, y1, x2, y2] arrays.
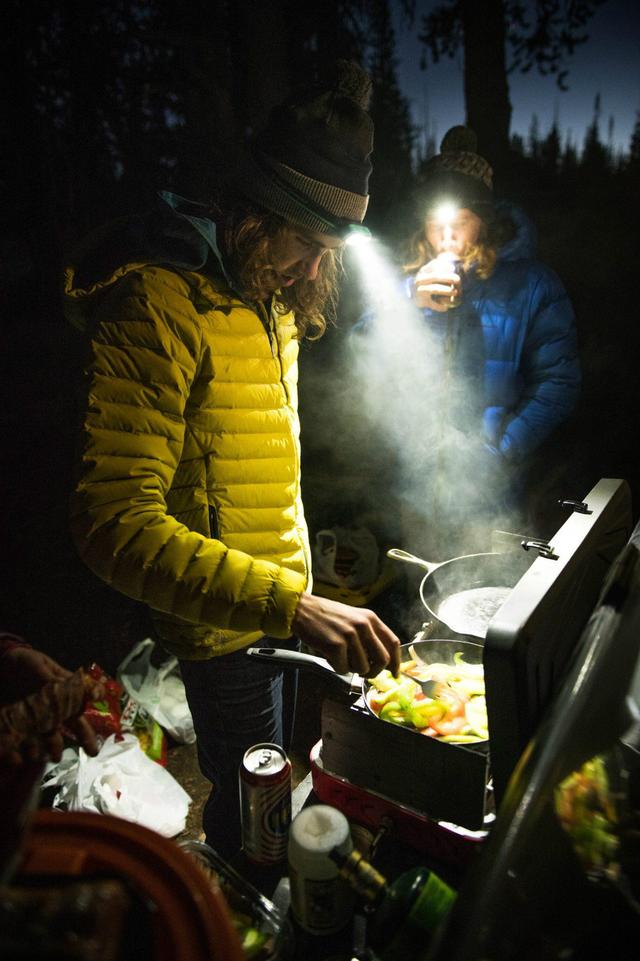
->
[[510, 131, 526, 156], [417, 0, 511, 171], [540, 121, 562, 175], [366, 0, 417, 239], [285, 0, 368, 79], [628, 112, 640, 167], [528, 112, 542, 162], [560, 135, 579, 181], [581, 93, 611, 176], [622, 112, 640, 213], [415, 0, 607, 176], [1, 0, 213, 304], [1, 0, 380, 306]]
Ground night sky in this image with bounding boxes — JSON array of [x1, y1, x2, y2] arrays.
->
[[392, 0, 640, 155]]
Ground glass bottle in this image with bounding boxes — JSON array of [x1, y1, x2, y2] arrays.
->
[[329, 846, 456, 961]]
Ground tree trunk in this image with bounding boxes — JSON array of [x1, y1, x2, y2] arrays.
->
[[230, 0, 289, 137], [461, 0, 512, 178], [0, 8, 62, 312]]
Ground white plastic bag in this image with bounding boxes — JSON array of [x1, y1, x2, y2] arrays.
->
[[313, 525, 380, 588], [42, 734, 191, 837], [117, 638, 195, 744]]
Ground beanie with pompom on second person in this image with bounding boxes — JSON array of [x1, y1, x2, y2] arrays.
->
[[420, 126, 494, 222]]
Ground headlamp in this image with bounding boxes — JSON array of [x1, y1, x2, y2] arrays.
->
[[431, 201, 458, 227], [343, 223, 372, 247]]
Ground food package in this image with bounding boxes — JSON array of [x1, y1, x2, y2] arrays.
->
[[81, 664, 123, 739], [120, 695, 167, 766]]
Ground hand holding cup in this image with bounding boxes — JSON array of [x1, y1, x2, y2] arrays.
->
[[414, 252, 462, 311]]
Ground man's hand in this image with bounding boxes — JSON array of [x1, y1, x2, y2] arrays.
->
[[414, 257, 461, 312], [291, 593, 401, 678], [0, 650, 101, 764], [0, 647, 71, 703]]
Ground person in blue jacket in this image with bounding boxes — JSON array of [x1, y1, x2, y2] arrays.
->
[[401, 126, 580, 554]]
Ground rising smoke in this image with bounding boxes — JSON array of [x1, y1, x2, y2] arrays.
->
[[302, 237, 527, 562]]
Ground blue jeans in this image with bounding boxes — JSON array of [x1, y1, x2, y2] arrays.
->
[[179, 636, 299, 860]]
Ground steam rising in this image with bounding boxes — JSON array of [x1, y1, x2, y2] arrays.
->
[[303, 237, 527, 560]]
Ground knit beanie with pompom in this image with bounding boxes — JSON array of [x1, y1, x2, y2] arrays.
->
[[420, 126, 494, 220], [235, 60, 374, 238]]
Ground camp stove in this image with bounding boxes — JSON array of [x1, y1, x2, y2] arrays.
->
[[311, 478, 633, 862]]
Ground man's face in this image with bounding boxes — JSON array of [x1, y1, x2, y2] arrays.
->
[[425, 207, 482, 258], [272, 227, 343, 288]]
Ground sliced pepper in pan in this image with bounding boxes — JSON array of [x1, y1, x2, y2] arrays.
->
[[366, 655, 488, 743]]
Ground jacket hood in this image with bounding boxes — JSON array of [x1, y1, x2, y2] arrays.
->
[[64, 191, 230, 330], [495, 199, 537, 263]]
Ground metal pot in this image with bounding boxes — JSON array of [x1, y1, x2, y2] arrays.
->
[[246, 637, 484, 727], [387, 548, 533, 640]]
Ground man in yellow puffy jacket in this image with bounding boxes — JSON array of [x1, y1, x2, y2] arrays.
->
[[65, 60, 400, 857]]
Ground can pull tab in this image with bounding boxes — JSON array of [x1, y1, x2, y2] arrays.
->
[[522, 538, 559, 560], [257, 749, 274, 768]]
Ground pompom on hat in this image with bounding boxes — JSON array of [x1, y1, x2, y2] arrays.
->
[[235, 60, 374, 238], [420, 126, 494, 219]]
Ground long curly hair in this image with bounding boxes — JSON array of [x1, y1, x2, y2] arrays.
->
[[402, 210, 516, 280], [218, 205, 341, 340]]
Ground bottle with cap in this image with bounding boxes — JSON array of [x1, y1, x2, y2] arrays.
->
[[287, 804, 356, 936], [329, 846, 456, 961]]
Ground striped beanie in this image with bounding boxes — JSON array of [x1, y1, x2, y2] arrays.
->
[[236, 60, 374, 238], [421, 126, 494, 218]]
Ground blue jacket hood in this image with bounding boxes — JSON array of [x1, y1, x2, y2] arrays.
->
[[495, 199, 537, 263]]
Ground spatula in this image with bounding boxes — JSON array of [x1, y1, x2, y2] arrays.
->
[[414, 677, 440, 699]]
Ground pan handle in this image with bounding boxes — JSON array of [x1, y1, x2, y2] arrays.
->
[[245, 647, 356, 690], [386, 548, 440, 573]]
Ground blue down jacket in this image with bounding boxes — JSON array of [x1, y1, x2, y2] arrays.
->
[[409, 201, 581, 464]]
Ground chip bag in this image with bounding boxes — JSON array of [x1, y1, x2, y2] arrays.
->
[[81, 664, 123, 739], [120, 696, 167, 766]]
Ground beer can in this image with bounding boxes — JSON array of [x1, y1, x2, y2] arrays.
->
[[240, 743, 292, 864]]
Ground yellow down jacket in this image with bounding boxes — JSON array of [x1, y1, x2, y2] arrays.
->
[[65, 261, 311, 659]]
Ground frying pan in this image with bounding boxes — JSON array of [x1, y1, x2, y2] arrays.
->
[[387, 548, 533, 640], [246, 638, 484, 731]]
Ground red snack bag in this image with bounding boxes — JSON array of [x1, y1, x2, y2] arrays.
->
[[83, 664, 123, 738]]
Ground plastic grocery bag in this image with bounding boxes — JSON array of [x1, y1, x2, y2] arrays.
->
[[313, 525, 380, 589], [117, 638, 195, 744], [42, 734, 191, 837]]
